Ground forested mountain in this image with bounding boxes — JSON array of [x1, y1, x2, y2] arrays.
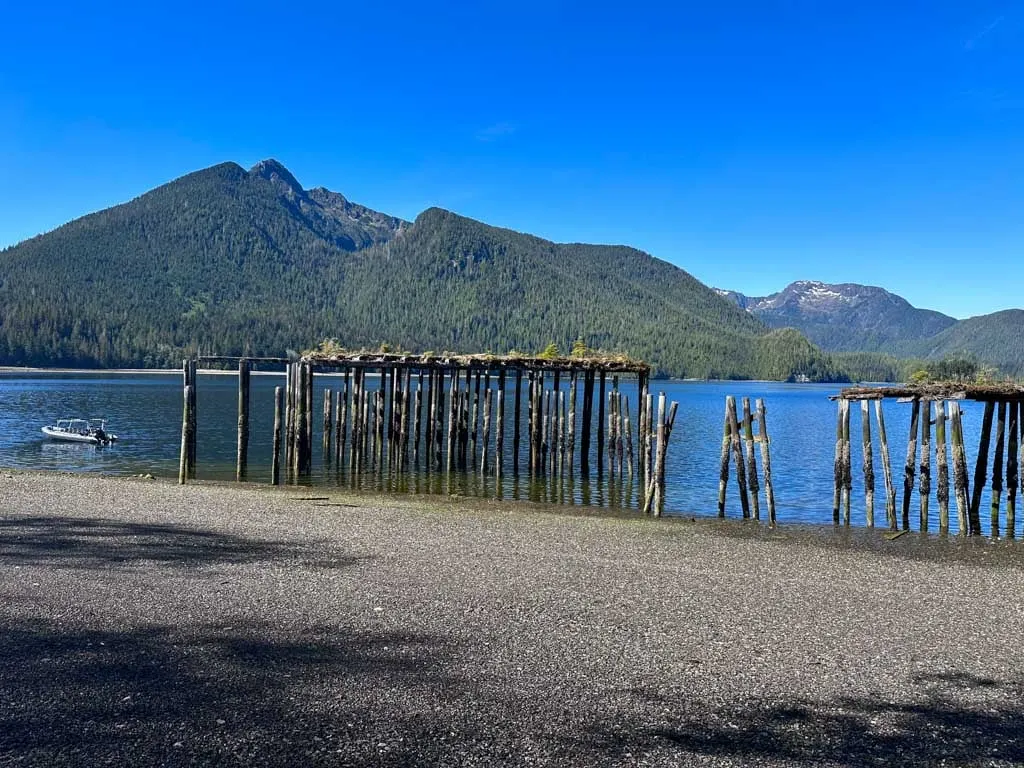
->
[[718, 281, 957, 352], [720, 280, 1024, 375], [0, 159, 839, 379], [916, 310, 1024, 377]]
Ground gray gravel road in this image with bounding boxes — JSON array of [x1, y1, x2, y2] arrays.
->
[[1, 472, 1022, 767]]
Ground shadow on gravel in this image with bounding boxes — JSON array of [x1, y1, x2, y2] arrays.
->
[[583, 672, 1024, 766], [0, 617, 455, 766], [0, 516, 358, 570]]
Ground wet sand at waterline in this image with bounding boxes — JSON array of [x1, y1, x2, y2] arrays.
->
[[1, 471, 1022, 766]]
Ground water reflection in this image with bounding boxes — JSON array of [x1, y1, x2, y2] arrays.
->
[[0, 372, 1012, 536]]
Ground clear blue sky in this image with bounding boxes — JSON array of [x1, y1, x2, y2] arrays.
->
[[2, 1, 1021, 319]]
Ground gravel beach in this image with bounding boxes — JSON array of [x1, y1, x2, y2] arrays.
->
[[1, 471, 1022, 767]]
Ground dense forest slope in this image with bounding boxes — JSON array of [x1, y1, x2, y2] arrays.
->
[[915, 310, 1024, 377], [0, 160, 838, 379]]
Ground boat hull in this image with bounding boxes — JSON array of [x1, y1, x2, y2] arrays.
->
[[41, 427, 113, 445]]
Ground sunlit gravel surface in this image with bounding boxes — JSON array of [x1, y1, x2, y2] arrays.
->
[[2, 471, 1023, 767]]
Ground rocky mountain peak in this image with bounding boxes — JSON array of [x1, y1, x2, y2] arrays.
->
[[249, 159, 303, 193]]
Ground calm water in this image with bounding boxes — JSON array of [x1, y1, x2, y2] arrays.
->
[[0, 371, 1004, 534]]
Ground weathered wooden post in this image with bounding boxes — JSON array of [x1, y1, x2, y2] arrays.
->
[[831, 399, 839, 528], [935, 401, 949, 534], [842, 397, 852, 525], [717, 401, 731, 518], [742, 397, 760, 521], [861, 400, 874, 527], [580, 370, 594, 475], [235, 360, 251, 481], [496, 389, 505, 477], [597, 371, 607, 476], [727, 395, 750, 518], [285, 363, 295, 478], [236, 359, 251, 481], [919, 398, 931, 532], [567, 372, 577, 474], [1007, 401, 1019, 539], [623, 397, 634, 477], [833, 399, 844, 524], [513, 369, 523, 474], [178, 383, 193, 484], [183, 359, 198, 479], [874, 400, 897, 530], [651, 392, 667, 516], [644, 393, 654, 490], [949, 401, 970, 534], [413, 371, 424, 464], [272, 385, 283, 486], [969, 401, 994, 535], [322, 388, 332, 466], [337, 370, 349, 466], [755, 398, 776, 525], [447, 369, 458, 473], [901, 399, 920, 531], [304, 362, 313, 475], [481, 387, 492, 473], [991, 401, 1007, 538]]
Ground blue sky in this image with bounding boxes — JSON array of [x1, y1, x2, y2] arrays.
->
[[1, 1, 1021, 319]]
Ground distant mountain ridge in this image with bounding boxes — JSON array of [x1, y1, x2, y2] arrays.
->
[[0, 159, 839, 380], [719, 280, 1024, 374]]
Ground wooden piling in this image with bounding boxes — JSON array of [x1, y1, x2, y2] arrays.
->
[[614, 390, 623, 474], [607, 390, 616, 476], [742, 397, 760, 521], [304, 362, 313, 475], [447, 369, 458, 473], [842, 397, 852, 525], [413, 374, 424, 464], [934, 401, 949, 535], [652, 392, 667, 516], [833, 399, 844, 524], [919, 398, 931, 532], [183, 359, 197, 479], [496, 389, 505, 476], [178, 383, 193, 484], [949, 401, 970, 535], [236, 359, 250, 481], [755, 399, 776, 525], [991, 400, 1007, 538], [861, 399, 874, 527], [272, 385, 283, 486], [567, 372, 577, 473], [623, 397, 634, 477], [471, 371, 481, 465], [969, 401, 994, 535], [717, 402, 731, 518], [727, 395, 750, 518], [1007, 401, 1018, 539], [644, 393, 653, 489], [597, 372, 606, 475], [874, 400, 897, 530], [322, 388, 332, 465], [513, 370, 523, 473], [581, 371, 594, 474], [482, 387, 492, 473], [901, 398, 920, 531], [339, 369, 351, 465], [285, 364, 295, 477]]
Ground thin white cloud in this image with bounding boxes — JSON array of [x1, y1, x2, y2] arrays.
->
[[476, 122, 517, 142], [964, 15, 1005, 51]]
